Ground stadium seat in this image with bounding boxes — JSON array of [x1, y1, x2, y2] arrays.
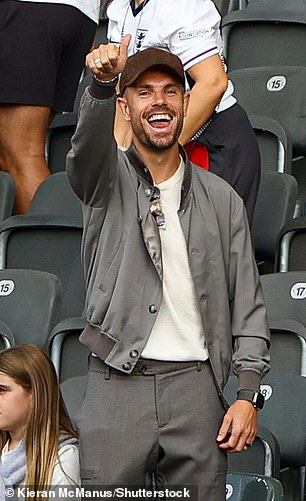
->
[[249, 115, 292, 175], [0, 214, 85, 321], [73, 74, 92, 113], [212, 0, 231, 16], [0, 173, 84, 320], [48, 316, 89, 382], [60, 374, 87, 424], [229, 66, 306, 157], [228, 425, 280, 479], [46, 113, 78, 174], [0, 320, 15, 350], [251, 172, 297, 273], [226, 472, 284, 500], [29, 172, 82, 219], [277, 216, 306, 272], [94, 16, 108, 46], [0, 269, 62, 347], [261, 271, 306, 327], [222, 3, 306, 72], [0, 172, 15, 224], [268, 318, 306, 377]]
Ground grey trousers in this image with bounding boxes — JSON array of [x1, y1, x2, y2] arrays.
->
[[76, 356, 228, 501]]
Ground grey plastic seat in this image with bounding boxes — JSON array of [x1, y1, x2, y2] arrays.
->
[[249, 115, 292, 175], [46, 113, 78, 174], [0, 269, 62, 347], [251, 172, 297, 273], [0, 172, 15, 224], [0, 320, 15, 350], [73, 74, 92, 113], [268, 318, 306, 377], [226, 472, 283, 500], [48, 316, 89, 382], [229, 66, 306, 156], [261, 272, 306, 327], [94, 16, 108, 46], [228, 425, 280, 479], [222, 2, 306, 72], [260, 271, 306, 376], [29, 172, 82, 219], [60, 374, 87, 424], [277, 216, 306, 272], [0, 213, 84, 321], [212, 0, 231, 16]]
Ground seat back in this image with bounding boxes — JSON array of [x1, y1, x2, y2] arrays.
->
[[0, 172, 15, 224], [229, 66, 306, 156], [251, 172, 297, 270], [226, 473, 284, 500], [73, 74, 92, 113], [268, 318, 306, 376], [228, 425, 280, 479], [261, 272, 306, 326], [0, 269, 62, 347], [212, 0, 231, 15], [0, 215, 84, 320], [249, 115, 292, 174], [222, 7, 306, 72], [260, 372, 306, 470], [0, 320, 15, 350], [277, 216, 306, 272], [60, 374, 87, 424], [29, 172, 82, 219], [46, 113, 78, 173], [48, 317, 89, 382]]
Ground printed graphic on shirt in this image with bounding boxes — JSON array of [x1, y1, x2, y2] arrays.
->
[[178, 28, 212, 41], [135, 29, 148, 51]]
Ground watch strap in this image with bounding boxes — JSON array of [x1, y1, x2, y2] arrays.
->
[[237, 389, 264, 410]]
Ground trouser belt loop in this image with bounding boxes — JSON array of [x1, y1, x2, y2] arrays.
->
[[104, 365, 111, 380], [196, 362, 202, 372]]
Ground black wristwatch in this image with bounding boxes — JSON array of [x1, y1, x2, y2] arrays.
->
[[236, 389, 265, 410]]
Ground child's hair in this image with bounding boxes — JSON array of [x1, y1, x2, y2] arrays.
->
[[0, 344, 77, 488]]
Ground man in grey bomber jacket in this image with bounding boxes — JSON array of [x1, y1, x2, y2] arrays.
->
[[66, 36, 270, 500]]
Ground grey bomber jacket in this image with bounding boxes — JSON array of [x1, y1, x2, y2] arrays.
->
[[66, 79, 270, 401]]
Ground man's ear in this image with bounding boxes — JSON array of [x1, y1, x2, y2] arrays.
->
[[117, 96, 131, 122], [183, 92, 190, 118]]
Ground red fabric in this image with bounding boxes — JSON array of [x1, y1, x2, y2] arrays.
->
[[185, 140, 209, 170]]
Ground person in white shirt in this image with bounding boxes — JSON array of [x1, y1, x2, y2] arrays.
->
[[0, 345, 80, 496], [95, 0, 260, 223], [0, 0, 100, 213]]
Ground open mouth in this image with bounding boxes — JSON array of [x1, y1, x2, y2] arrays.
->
[[147, 113, 173, 129]]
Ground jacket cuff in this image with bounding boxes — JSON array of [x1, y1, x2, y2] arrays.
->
[[238, 370, 262, 392], [89, 77, 118, 100]]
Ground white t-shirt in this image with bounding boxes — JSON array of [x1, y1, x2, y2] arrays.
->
[[17, 0, 100, 24], [141, 160, 209, 362], [107, 0, 236, 112], [1, 441, 80, 486]]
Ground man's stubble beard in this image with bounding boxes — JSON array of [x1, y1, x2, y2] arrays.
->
[[131, 112, 184, 152]]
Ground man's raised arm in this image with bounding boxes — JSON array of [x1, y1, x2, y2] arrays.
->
[[66, 35, 131, 207]]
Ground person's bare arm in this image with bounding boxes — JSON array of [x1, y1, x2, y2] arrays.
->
[[179, 54, 228, 145]]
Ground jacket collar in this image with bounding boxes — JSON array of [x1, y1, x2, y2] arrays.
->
[[126, 143, 192, 210]]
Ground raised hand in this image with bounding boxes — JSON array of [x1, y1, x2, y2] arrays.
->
[[86, 34, 131, 81]]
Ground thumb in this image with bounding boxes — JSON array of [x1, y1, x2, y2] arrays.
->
[[120, 34, 132, 58]]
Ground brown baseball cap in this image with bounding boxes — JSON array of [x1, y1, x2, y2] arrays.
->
[[119, 48, 185, 95]]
